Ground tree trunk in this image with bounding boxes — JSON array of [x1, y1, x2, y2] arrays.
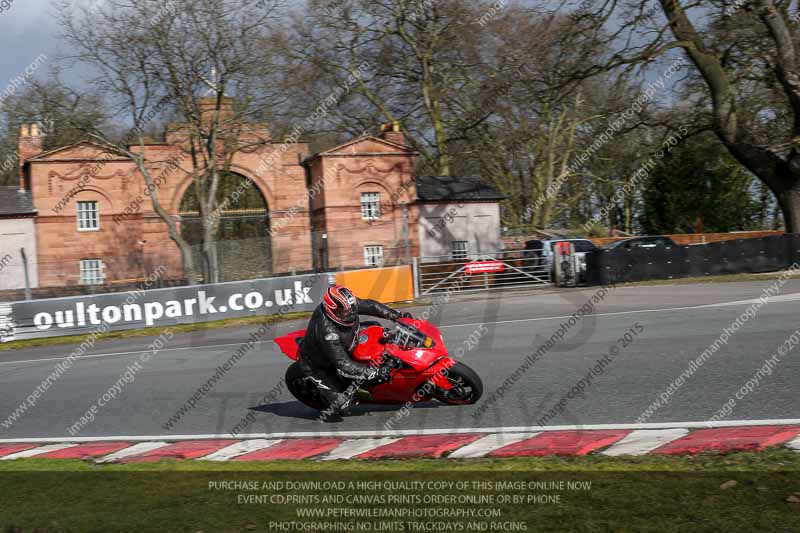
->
[[657, 0, 800, 233], [178, 243, 198, 286], [624, 199, 633, 234], [132, 155, 199, 285], [777, 183, 800, 232], [201, 237, 219, 284]]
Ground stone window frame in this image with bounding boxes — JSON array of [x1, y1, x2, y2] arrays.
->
[[360, 192, 381, 221], [79, 259, 104, 285], [451, 240, 469, 260], [77, 200, 100, 232], [363, 245, 384, 267]]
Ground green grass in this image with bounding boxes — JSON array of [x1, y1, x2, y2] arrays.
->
[[0, 450, 799, 532]]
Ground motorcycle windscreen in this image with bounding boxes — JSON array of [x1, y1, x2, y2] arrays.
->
[[273, 330, 306, 360], [399, 318, 446, 349]]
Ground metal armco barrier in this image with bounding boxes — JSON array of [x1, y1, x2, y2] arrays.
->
[[587, 235, 800, 285], [0, 273, 329, 342], [416, 250, 551, 295]]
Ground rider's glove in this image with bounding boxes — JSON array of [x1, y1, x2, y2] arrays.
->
[[374, 364, 393, 383]]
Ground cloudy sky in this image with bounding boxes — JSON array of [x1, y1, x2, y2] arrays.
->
[[0, 0, 675, 108], [0, 0, 66, 86]]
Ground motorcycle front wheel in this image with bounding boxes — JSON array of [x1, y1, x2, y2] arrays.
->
[[432, 362, 483, 405]]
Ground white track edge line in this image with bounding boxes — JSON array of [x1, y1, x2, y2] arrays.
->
[[2, 418, 799, 444]]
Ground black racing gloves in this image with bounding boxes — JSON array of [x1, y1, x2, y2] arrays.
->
[[365, 363, 393, 384], [375, 364, 393, 383], [393, 311, 413, 321]]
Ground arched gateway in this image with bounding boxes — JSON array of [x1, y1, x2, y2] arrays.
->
[[178, 172, 273, 281], [21, 96, 313, 287], [18, 100, 504, 292]]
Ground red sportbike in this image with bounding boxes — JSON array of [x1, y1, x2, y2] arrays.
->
[[274, 319, 483, 411]]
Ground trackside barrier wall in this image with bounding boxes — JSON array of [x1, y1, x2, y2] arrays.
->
[[0, 273, 330, 342], [587, 235, 800, 285], [335, 265, 414, 304]]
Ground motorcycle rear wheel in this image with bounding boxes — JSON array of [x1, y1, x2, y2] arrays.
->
[[285, 362, 325, 411], [432, 362, 483, 405]]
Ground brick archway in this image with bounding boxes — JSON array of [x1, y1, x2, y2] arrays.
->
[[174, 170, 274, 281], [169, 165, 275, 216]]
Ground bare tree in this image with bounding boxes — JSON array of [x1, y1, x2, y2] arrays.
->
[[576, 0, 800, 231], [464, 6, 655, 231], [657, 0, 800, 230], [0, 72, 108, 185], [288, 0, 498, 176]]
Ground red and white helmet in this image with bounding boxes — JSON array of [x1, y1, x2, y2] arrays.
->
[[322, 285, 359, 326]]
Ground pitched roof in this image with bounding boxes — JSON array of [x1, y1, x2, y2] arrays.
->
[[0, 187, 35, 216], [27, 140, 130, 162], [415, 175, 505, 202], [315, 135, 416, 157]]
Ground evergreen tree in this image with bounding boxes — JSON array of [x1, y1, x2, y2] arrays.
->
[[640, 135, 764, 234]]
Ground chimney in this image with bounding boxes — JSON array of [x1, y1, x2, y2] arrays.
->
[[380, 122, 406, 146], [18, 123, 44, 190], [198, 95, 235, 127]]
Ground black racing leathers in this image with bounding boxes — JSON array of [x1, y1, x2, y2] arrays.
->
[[299, 299, 400, 381], [298, 299, 401, 415]]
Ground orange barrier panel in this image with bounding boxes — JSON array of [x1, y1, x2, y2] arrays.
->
[[336, 265, 414, 304]]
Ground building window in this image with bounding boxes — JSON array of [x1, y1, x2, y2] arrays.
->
[[452, 241, 469, 260], [77, 201, 99, 231], [361, 192, 381, 220], [364, 245, 384, 267], [80, 259, 104, 285]]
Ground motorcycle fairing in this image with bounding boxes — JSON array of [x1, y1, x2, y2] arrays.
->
[[274, 329, 305, 361], [274, 319, 457, 404]]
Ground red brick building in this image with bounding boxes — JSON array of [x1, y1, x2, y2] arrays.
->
[[8, 102, 502, 289], [305, 125, 421, 271], [17, 98, 311, 287]]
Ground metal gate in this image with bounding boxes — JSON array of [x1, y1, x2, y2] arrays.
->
[[415, 249, 551, 296]]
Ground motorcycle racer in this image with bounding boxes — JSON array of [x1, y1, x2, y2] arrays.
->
[[297, 284, 412, 416]]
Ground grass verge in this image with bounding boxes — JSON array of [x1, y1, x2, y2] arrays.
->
[[0, 450, 798, 532]]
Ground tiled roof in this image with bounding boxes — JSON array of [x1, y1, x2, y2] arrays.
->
[[0, 186, 35, 216], [415, 175, 504, 202]]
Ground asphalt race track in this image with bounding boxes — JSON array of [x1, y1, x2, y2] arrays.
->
[[1, 279, 799, 440]]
